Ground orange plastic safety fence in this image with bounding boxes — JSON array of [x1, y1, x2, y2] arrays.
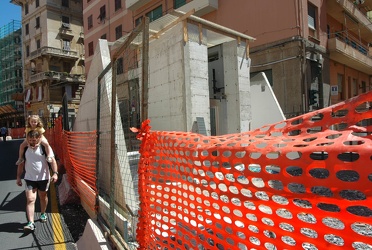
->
[[135, 92, 372, 250], [8, 127, 25, 139], [46, 117, 97, 213]]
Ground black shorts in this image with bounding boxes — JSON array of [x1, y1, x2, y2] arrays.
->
[[24, 179, 50, 192]]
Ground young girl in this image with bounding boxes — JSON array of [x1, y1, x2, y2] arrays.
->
[[15, 115, 54, 165]]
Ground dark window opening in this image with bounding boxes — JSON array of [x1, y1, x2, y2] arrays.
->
[[115, 0, 122, 11], [146, 5, 162, 22], [174, 0, 186, 9]]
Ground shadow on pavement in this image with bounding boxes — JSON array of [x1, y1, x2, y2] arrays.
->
[[0, 222, 24, 234], [0, 191, 27, 213]]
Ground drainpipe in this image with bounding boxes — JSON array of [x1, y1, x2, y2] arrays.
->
[[298, 0, 308, 113], [317, 55, 324, 109]]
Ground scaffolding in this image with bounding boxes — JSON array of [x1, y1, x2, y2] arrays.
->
[[0, 20, 23, 126]]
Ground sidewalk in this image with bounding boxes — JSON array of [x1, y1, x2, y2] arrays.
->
[[0, 139, 78, 249]]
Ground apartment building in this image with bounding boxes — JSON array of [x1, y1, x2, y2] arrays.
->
[[83, 0, 372, 119], [0, 20, 24, 128], [11, 0, 85, 128]]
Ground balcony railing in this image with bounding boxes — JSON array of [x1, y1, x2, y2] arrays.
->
[[30, 46, 79, 60], [333, 31, 370, 56], [29, 71, 86, 84], [328, 35, 372, 74]]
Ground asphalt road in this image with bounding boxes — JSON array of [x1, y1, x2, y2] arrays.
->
[[0, 139, 77, 250]]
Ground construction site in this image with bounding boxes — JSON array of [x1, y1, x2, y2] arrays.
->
[[0, 20, 24, 128]]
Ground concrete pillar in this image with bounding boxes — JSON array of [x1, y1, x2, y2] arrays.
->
[[183, 23, 210, 134], [223, 41, 251, 133]]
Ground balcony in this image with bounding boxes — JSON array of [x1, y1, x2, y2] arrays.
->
[[29, 71, 86, 84], [30, 46, 79, 61], [328, 36, 372, 74], [59, 25, 74, 39], [126, 0, 151, 11], [126, 0, 218, 16], [327, 0, 372, 41], [177, 0, 218, 16]]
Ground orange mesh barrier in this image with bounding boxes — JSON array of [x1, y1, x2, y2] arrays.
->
[[135, 92, 372, 249], [46, 117, 97, 213], [8, 127, 25, 139]]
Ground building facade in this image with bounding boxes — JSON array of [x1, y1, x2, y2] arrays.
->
[[0, 20, 24, 128], [11, 0, 85, 129], [83, 0, 372, 119]]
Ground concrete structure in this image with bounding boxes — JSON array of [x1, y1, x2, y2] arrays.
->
[[77, 11, 256, 136], [0, 20, 24, 128], [250, 72, 286, 130], [83, 0, 372, 118], [11, 0, 85, 127]]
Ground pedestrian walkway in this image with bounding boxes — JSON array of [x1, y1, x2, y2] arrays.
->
[[0, 139, 77, 250]]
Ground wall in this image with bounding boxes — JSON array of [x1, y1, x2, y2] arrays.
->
[[83, 0, 132, 74], [147, 22, 210, 133], [203, 0, 300, 46], [250, 39, 303, 115]]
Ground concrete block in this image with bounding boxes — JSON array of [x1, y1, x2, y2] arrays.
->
[[58, 174, 80, 205], [76, 219, 111, 250]]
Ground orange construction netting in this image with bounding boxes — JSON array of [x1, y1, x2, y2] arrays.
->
[[46, 117, 97, 213], [135, 92, 372, 249]]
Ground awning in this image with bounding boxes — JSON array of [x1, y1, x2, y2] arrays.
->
[[0, 104, 18, 116]]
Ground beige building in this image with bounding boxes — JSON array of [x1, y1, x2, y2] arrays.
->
[[11, 0, 85, 128], [83, 0, 372, 118]]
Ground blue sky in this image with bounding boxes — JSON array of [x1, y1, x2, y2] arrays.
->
[[0, 1, 21, 28]]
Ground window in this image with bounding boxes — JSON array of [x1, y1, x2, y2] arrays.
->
[[115, 0, 122, 11], [25, 3, 29, 15], [37, 86, 43, 101], [251, 69, 273, 86], [99, 5, 106, 22], [337, 74, 346, 99], [353, 79, 358, 97], [87, 15, 93, 29], [25, 23, 29, 35], [63, 40, 71, 51], [36, 39, 40, 49], [135, 17, 142, 27], [63, 62, 71, 72], [361, 81, 366, 93], [146, 5, 162, 22], [62, 16, 70, 29], [35, 17, 40, 29], [115, 25, 122, 40], [88, 41, 94, 56], [62, 0, 69, 8], [26, 45, 30, 57], [36, 0, 39, 7], [101, 34, 107, 39], [308, 4, 316, 30], [116, 57, 123, 74], [174, 0, 186, 9]]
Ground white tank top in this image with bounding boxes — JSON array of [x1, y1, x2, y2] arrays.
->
[[24, 145, 54, 181]]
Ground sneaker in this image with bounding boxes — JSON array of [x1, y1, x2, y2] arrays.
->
[[15, 158, 24, 165], [46, 156, 53, 163], [24, 222, 35, 231], [40, 213, 48, 223]]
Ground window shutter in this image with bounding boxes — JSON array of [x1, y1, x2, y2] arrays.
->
[[38, 86, 42, 101]]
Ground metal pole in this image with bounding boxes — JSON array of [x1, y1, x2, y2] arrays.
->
[[110, 56, 117, 236], [141, 17, 149, 122]]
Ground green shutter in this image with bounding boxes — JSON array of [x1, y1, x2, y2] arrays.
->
[[174, 0, 186, 9]]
